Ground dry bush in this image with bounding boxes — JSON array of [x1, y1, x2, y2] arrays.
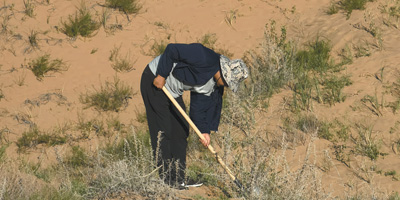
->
[[81, 128, 176, 199]]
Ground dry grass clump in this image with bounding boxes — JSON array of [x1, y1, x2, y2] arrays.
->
[[242, 21, 295, 102], [105, 0, 142, 15], [1, 127, 176, 199], [198, 33, 234, 58], [28, 54, 68, 81], [68, 128, 174, 199], [109, 45, 136, 72], [328, 0, 375, 18], [16, 126, 67, 152], [80, 76, 134, 112], [0, 89, 4, 101], [61, 2, 100, 38]]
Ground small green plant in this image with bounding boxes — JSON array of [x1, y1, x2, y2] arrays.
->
[[385, 170, 397, 176], [296, 113, 320, 134], [23, 0, 35, 18], [354, 124, 381, 160], [100, 8, 111, 29], [149, 39, 167, 57], [80, 76, 134, 112], [0, 89, 4, 101], [334, 120, 350, 142], [321, 74, 352, 105], [90, 48, 98, 54], [224, 9, 239, 29], [26, 30, 40, 53], [338, 0, 374, 18], [197, 33, 234, 58], [389, 192, 400, 200], [65, 146, 89, 168], [333, 144, 351, 167], [327, 1, 339, 15], [61, 2, 100, 38], [198, 33, 218, 50], [76, 115, 109, 137], [105, 0, 142, 14], [380, 1, 400, 28], [135, 108, 147, 124], [338, 45, 354, 65], [28, 54, 68, 80], [16, 127, 67, 152], [109, 45, 136, 72], [20, 160, 52, 182], [361, 92, 384, 116], [0, 144, 7, 163]]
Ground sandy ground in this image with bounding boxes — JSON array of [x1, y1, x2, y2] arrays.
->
[[1, 0, 400, 199]]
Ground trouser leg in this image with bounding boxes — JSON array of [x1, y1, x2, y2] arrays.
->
[[140, 66, 189, 184]]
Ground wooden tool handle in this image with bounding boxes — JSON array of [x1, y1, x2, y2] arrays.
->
[[162, 86, 239, 183]]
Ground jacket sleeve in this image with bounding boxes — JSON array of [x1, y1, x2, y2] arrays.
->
[[189, 87, 224, 134]]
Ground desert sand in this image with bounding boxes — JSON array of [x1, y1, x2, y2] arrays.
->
[[1, 0, 400, 199]]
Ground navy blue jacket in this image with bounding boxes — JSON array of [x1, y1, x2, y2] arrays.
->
[[156, 43, 223, 134]]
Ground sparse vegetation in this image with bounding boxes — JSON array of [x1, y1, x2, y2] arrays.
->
[[80, 76, 134, 112], [109, 45, 136, 72], [353, 123, 381, 160], [224, 9, 239, 29], [65, 146, 89, 168], [149, 39, 167, 57], [327, 0, 374, 18], [61, 2, 100, 38], [16, 126, 67, 152], [361, 92, 384, 116], [105, 0, 142, 14], [198, 33, 234, 58], [327, 1, 339, 14], [381, 0, 400, 28], [0, 89, 4, 101], [23, 0, 35, 18], [0, 145, 6, 163], [27, 54, 68, 81], [340, 0, 374, 18]]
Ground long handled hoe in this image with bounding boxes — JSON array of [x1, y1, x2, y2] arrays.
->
[[162, 86, 244, 191]]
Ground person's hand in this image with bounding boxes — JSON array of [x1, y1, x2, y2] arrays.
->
[[153, 75, 166, 89], [200, 133, 210, 147]]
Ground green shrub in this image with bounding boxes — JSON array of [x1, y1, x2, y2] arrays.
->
[[354, 124, 381, 160], [321, 74, 352, 105], [338, 0, 374, 18], [66, 146, 89, 168], [16, 127, 67, 152], [28, 54, 68, 81], [105, 0, 142, 14], [61, 3, 100, 38], [242, 22, 295, 101], [80, 76, 134, 112], [294, 39, 336, 74], [23, 0, 35, 18]]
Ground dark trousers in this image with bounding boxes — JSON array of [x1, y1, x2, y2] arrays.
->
[[140, 65, 189, 185]]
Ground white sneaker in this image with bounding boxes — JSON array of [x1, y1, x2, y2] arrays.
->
[[180, 179, 203, 188]]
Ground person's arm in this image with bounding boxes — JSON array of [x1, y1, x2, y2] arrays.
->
[[190, 88, 223, 147]]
